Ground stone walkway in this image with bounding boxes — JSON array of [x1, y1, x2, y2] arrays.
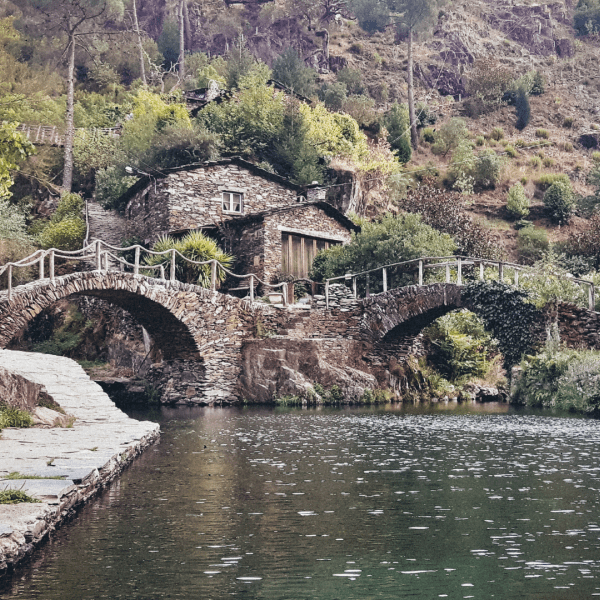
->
[[0, 350, 159, 576]]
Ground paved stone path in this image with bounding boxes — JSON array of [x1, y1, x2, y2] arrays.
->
[[0, 350, 159, 576]]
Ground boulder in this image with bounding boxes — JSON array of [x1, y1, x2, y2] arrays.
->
[[0, 367, 55, 413]]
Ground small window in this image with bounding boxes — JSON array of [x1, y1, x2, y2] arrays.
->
[[222, 191, 243, 213]]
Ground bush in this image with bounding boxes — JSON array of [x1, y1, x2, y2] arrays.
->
[[52, 193, 84, 222], [563, 116, 574, 128], [0, 405, 33, 428], [39, 216, 86, 251], [542, 157, 555, 168], [490, 127, 504, 141], [431, 118, 469, 156], [395, 185, 502, 259], [475, 135, 485, 146], [506, 182, 529, 219], [310, 213, 456, 288], [543, 180, 575, 224], [342, 94, 378, 128], [563, 213, 600, 268], [467, 58, 514, 113], [593, 151, 600, 163], [474, 149, 504, 189], [505, 145, 517, 158], [529, 156, 542, 169], [383, 102, 411, 162], [336, 67, 364, 95], [95, 166, 137, 211], [535, 128, 549, 139], [535, 173, 570, 191], [320, 82, 348, 111], [422, 127, 435, 143], [561, 141, 574, 152], [555, 352, 600, 414], [272, 47, 317, 97], [517, 226, 548, 264]]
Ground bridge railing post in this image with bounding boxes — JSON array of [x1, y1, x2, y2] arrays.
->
[[445, 263, 450, 283], [365, 272, 370, 298], [352, 277, 357, 299], [325, 280, 330, 309], [210, 260, 217, 292], [282, 283, 288, 307], [514, 269, 519, 288], [418, 260, 423, 286], [38, 253, 44, 280], [498, 262, 504, 282], [479, 261, 485, 281], [169, 249, 176, 282], [590, 283, 596, 311], [249, 275, 254, 302], [49, 250, 55, 282], [382, 267, 387, 293], [96, 240, 101, 270], [159, 264, 165, 280], [7, 265, 12, 301], [457, 257, 462, 286]]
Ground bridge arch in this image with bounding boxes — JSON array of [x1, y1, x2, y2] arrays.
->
[[0, 271, 260, 403]]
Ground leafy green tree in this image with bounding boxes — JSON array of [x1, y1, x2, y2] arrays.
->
[[383, 102, 411, 163], [310, 212, 456, 284], [544, 180, 575, 224], [145, 231, 234, 287], [225, 37, 261, 89], [515, 87, 530, 131], [336, 67, 364, 95], [506, 182, 529, 219], [157, 19, 179, 69], [0, 122, 35, 200], [348, 0, 390, 33], [20, 0, 126, 193], [272, 47, 317, 97], [319, 81, 348, 111]]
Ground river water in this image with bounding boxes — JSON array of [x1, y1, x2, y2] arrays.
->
[[3, 403, 600, 600]]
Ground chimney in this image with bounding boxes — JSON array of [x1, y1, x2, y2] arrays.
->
[[305, 181, 326, 202]]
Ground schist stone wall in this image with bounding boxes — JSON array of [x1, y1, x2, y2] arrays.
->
[[228, 204, 353, 284], [125, 162, 301, 243]]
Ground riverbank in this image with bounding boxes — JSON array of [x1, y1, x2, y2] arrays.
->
[[0, 350, 159, 578]]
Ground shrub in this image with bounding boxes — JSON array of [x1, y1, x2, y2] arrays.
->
[[505, 145, 517, 158], [593, 151, 600, 163], [506, 182, 529, 219], [467, 58, 514, 113], [543, 180, 575, 224], [563, 116, 574, 128], [145, 231, 234, 287], [422, 127, 435, 143], [383, 102, 411, 162], [535, 172, 570, 191], [39, 217, 86, 251], [416, 102, 437, 128], [431, 118, 469, 156], [514, 139, 526, 147], [520, 176, 528, 185], [561, 141, 574, 152], [474, 149, 504, 189], [342, 94, 378, 128], [320, 81, 347, 111], [475, 135, 485, 146], [95, 166, 137, 211], [52, 193, 84, 222], [336, 67, 364, 95], [535, 128, 549, 139], [529, 156, 542, 169], [349, 42, 363, 54], [542, 157, 555, 168], [555, 352, 600, 414], [0, 405, 33, 428], [563, 213, 600, 268], [394, 185, 502, 259], [517, 226, 548, 264], [490, 127, 504, 141], [0, 489, 40, 504]]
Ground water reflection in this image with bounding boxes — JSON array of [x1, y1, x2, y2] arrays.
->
[[3, 404, 600, 600]]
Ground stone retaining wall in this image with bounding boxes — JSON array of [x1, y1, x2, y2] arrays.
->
[[0, 350, 159, 578]]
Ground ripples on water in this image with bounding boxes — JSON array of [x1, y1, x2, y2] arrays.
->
[[4, 405, 600, 600]]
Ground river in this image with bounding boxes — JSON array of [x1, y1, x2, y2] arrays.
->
[[3, 403, 600, 600]]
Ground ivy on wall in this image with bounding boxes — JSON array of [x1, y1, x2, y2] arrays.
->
[[463, 281, 541, 369]]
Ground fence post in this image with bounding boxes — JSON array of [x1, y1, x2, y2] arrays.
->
[[96, 240, 101, 270], [446, 263, 450, 283], [134, 246, 140, 276], [39, 253, 44, 280], [7, 265, 12, 301], [49, 250, 55, 282], [479, 261, 485, 281], [514, 269, 519, 288], [498, 262, 504, 282], [170, 249, 176, 282], [210, 260, 217, 292], [282, 283, 288, 307], [325, 280, 330, 309], [590, 283, 596, 311], [249, 275, 254, 302], [418, 260, 423, 286], [159, 264, 165, 280], [457, 257, 462, 286], [382, 267, 387, 293], [366, 272, 370, 297], [352, 277, 357, 299]]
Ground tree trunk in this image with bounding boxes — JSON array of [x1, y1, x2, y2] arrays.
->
[[183, 0, 192, 49], [179, 0, 186, 82], [132, 0, 147, 86], [63, 32, 76, 193], [407, 28, 419, 150]]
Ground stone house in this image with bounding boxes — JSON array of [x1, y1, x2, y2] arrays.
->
[[121, 157, 359, 284]]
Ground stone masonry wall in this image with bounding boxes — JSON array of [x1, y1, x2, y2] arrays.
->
[[126, 163, 300, 244]]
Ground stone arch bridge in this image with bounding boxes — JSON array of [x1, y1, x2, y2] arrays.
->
[[1, 273, 599, 404]]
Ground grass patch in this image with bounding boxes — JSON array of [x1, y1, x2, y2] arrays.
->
[[0, 405, 33, 428], [0, 489, 41, 504], [4, 471, 65, 480]]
